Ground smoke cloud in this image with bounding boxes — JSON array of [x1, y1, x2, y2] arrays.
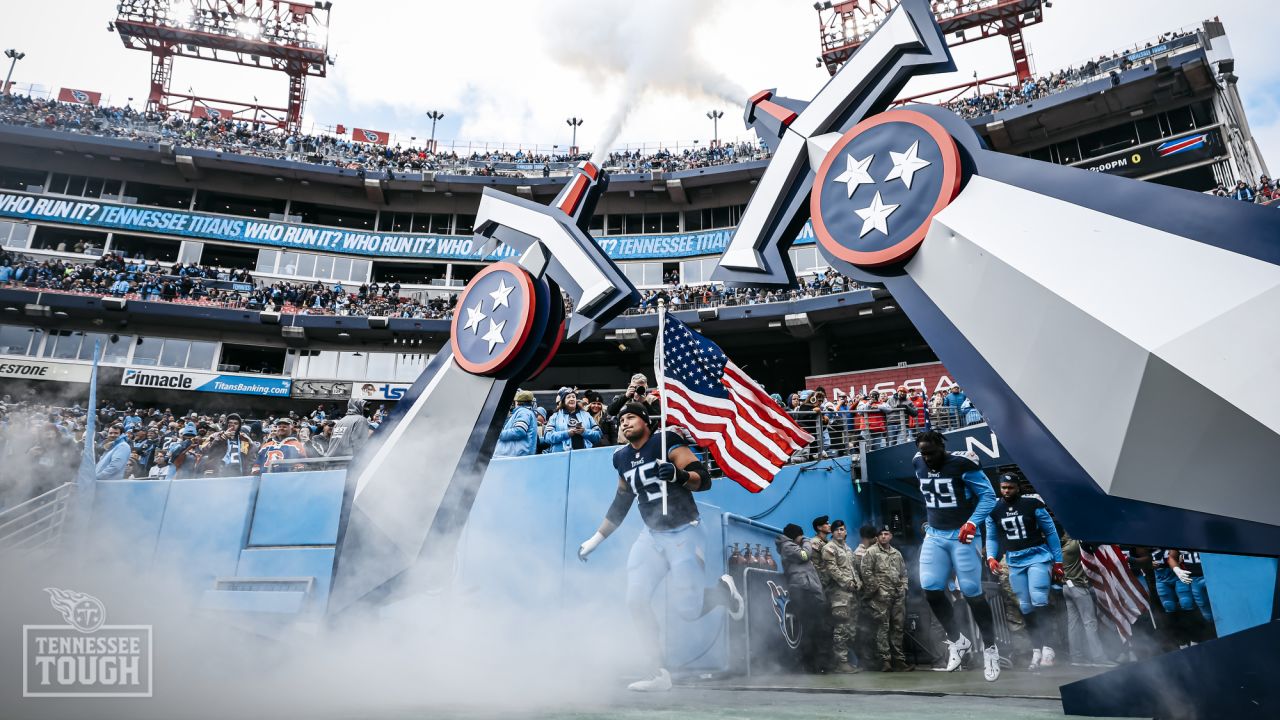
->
[[0, 452, 642, 719], [540, 0, 748, 164]]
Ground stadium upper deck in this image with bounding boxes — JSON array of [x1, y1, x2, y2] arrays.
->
[[0, 16, 1269, 405]]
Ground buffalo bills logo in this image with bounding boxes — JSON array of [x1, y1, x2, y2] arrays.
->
[[450, 262, 540, 376], [810, 109, 963, 269], [766, 579, 801, 650], [71, 90, 90, 104]]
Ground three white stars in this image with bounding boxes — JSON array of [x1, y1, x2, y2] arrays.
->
[[481, 319, 507, 353], [840, 141, 931, 237]]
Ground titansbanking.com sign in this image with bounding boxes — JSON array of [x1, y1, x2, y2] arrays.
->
[[23, 588, 153, 698]]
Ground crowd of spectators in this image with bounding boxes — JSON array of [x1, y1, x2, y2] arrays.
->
[[3, 247, 870, 321], [0, 249, 457, 319], [0, 93, 768, 178], [943, 30, 1197, 119], [0, 396, 384, 508], [494, 374, 982, 461], [1211, 175, 1280, 206], [631, 268, 864, 314]]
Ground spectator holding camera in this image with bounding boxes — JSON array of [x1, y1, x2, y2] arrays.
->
[[544, 388, 602, 453], [608, 373, 658, 422], [201, 413, 257, 476]]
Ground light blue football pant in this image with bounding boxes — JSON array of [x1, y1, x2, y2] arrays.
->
[[919, 531, 984, 597], [1008, 560, 1052, 614], [626, 522, 706, 623]]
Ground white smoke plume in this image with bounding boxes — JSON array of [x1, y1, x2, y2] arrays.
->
[[540, 0, 748, 164], [0, 443, 642, 719]]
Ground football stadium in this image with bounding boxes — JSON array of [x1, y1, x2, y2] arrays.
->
[[0, 1, 1276, 718]]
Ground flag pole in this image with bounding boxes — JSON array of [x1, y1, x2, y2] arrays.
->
[[656, 298, 669, 516]]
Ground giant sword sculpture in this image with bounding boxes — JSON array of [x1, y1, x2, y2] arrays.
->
[[716, 2, 1280, 714], [328, 162, 639, 613], [715, 0, 1280, 558]]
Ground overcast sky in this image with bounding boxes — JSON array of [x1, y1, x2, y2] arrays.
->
[[4, 1, 1276, 171]]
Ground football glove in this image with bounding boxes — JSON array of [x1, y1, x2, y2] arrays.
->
[[578, 531, 605, 562], [655, 461, 689, 485], [957, 521, 978, 544]]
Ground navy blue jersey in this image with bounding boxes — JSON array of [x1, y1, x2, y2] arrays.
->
[[612, 430, 701, 531], [913, 451, 994, 532], [990, 496, 1048, 554]]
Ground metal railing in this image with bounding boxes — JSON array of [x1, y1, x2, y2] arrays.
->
[[652, 405, 982, 480], [784, 406, 976, 461], [0, 482, 76, 555]]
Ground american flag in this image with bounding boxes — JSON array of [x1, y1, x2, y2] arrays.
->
[[656, 315, 813, 492], [1080, 544, 1152, 640]]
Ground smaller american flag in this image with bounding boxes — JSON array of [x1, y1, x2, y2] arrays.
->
[[1080, 544, 1152, 640], [657, 315, 813, 492]]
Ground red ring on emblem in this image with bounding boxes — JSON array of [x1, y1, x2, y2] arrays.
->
[[810, 109, 962, 268], [450, 261, 538, 376]]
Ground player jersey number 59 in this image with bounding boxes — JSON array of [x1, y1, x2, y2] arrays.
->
[[920, 475, 958, 508]]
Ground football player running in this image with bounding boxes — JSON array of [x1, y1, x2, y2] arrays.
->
[[577, 403, 744, 692], [984, 473, 1064, 671], [912, 430, 1002, 681]]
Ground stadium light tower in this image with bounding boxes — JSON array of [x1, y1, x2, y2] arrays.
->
[[111, 0, 335, 131], [3, 49, 24, 95], [706, 109, 724, 147], [815, 0, 1047, 103], [425, 110, 444, 153], [566, 116, 584, 155]]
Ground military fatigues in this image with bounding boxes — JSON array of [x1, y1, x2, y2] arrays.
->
[[806, 536, 835, 668], [852, 544, 874, 663], [863, 542, 909, 669], [821, 538, 862, 667]]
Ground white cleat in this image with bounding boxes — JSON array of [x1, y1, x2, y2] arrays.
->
[[1040, 646, 1056, 668], [1028, 648, 1042, 672], [627, 668, 672, 692], [942, 633, 971, 672], [983, 644, 1002, 682], [720, 574, 745, 621]]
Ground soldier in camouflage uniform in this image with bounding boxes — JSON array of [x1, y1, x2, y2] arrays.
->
[[807, 515, 831, 576], [864, 526, 911, 671], [806, 515, 834, 669], [852, 524, 879, 666], [821, 520, 862, 673]]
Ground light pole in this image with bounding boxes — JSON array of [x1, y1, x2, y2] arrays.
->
[[706, 109, 724, 147], [566, 116, 583, 154], [3, 49, 25, 95], [425, 110, 444, 152]]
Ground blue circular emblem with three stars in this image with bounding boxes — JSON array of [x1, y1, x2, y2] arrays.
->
[[450, 262, 541, 376], [810, 109, 962, 268]]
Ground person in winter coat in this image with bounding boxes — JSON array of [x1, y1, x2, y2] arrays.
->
[[495, 390, 540, 458], [777, 523, 830, 673], [95, 424, 132, 481], [543, 389, 602, 453], [882, 387, 919, 445], [325, 398, 372, 459]]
